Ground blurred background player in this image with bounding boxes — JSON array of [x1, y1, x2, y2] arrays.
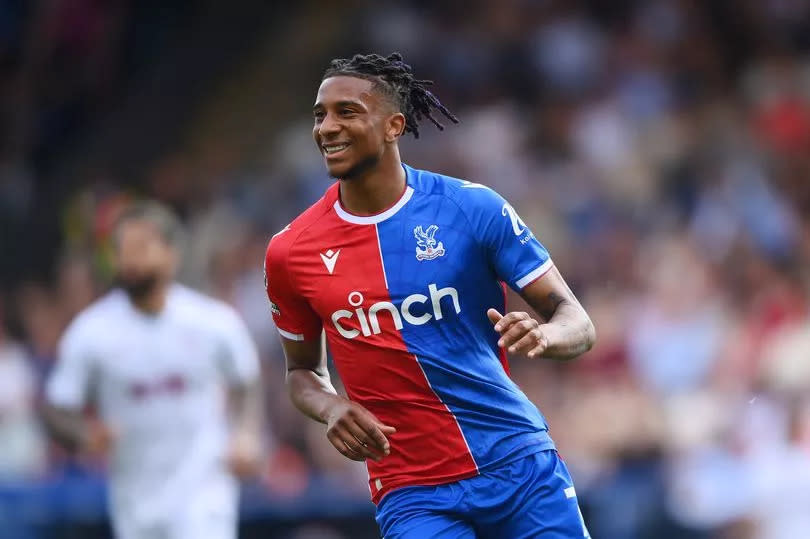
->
[[265, 53, 596, 538], [43, 202, 264, 539]]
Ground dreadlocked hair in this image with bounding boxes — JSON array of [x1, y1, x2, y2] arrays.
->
[[322, 52, 459, 139]]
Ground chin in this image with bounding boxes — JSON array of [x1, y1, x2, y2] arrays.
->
[[326, 162, 352, 179], [327, 155, 378, 180], [326, 158, 364, 180]]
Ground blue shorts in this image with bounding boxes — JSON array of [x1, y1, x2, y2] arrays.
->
[[375, 450, 590, 539]]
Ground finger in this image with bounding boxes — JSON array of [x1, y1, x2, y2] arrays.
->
[[341, 439, 369, 461], [354, 410, 396, 451], [332, 425, 370, 459], [362, 417, 396, 454], [527, 340, 548, 359], [487, 308, 503, 326], [514, 328, 549, 356], [498, 319, 538, 348], [337, 423, 382, 461], [493, 311, 530, 334], [360, 423, 393, 456], [346, 422, 375, 448], [508, 330, 542, 355], [349, 439, 380, 461], [334, 405, 396, 457], [346, 422, 386, 460], [327, 428, 366, 462], [326, 430, 351, 459]]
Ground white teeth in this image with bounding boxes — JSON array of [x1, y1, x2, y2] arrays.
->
[[324, 144, 348, 154]]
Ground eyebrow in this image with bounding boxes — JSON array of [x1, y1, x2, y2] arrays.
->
[[312, 99, 367, 111]]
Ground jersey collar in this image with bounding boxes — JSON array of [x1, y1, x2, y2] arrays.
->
[[332, 165, 413, 225]]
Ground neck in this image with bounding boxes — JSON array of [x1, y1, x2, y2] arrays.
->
[[339, 148, 406, 215], [130, 283, 169, 315]]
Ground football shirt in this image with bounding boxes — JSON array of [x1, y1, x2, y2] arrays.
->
[[266, 164, 556, 503]]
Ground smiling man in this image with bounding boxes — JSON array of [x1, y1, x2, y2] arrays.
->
[[264, 53, 596, 538]]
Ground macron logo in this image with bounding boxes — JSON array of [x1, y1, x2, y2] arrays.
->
[[320, 249, 340, 274]]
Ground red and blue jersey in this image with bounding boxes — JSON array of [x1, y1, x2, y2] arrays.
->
[[265, 164, 556, 503]]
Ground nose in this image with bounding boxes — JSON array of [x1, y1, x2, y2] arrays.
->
[[318, 112, 341, 138]]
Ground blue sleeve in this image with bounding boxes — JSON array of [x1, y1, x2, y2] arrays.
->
[[457, 183, 553, 291]]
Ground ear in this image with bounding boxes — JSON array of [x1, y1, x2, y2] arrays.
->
[[385, 112, 406, 142]]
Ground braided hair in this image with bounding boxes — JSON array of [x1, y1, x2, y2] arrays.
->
[[322, 52, 459, 139]]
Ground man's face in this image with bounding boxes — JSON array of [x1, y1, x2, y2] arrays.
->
[[113, 219, 176, 299], [312, 76, 394, 179]]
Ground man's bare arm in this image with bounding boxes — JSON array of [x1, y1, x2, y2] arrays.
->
[[283, 335, 341, 424], [489, 266, 595, 360], [282, 334, 395, 462], [229, 376, 265, 436], [42, 405, 87, 451], [42, 405, 111, 455], [225, 375, 266, 477]]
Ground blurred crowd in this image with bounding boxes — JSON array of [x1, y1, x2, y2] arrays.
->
[[2, 1, 810, 538]]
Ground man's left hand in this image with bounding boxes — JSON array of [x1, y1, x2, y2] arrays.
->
[[487, 308, 549, 359]]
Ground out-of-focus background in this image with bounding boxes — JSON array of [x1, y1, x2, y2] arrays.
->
[[1, 0, 809, 537]]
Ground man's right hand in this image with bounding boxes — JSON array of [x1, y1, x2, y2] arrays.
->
[[325, 399, 396, 462], [82, 420, 114, 457]]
